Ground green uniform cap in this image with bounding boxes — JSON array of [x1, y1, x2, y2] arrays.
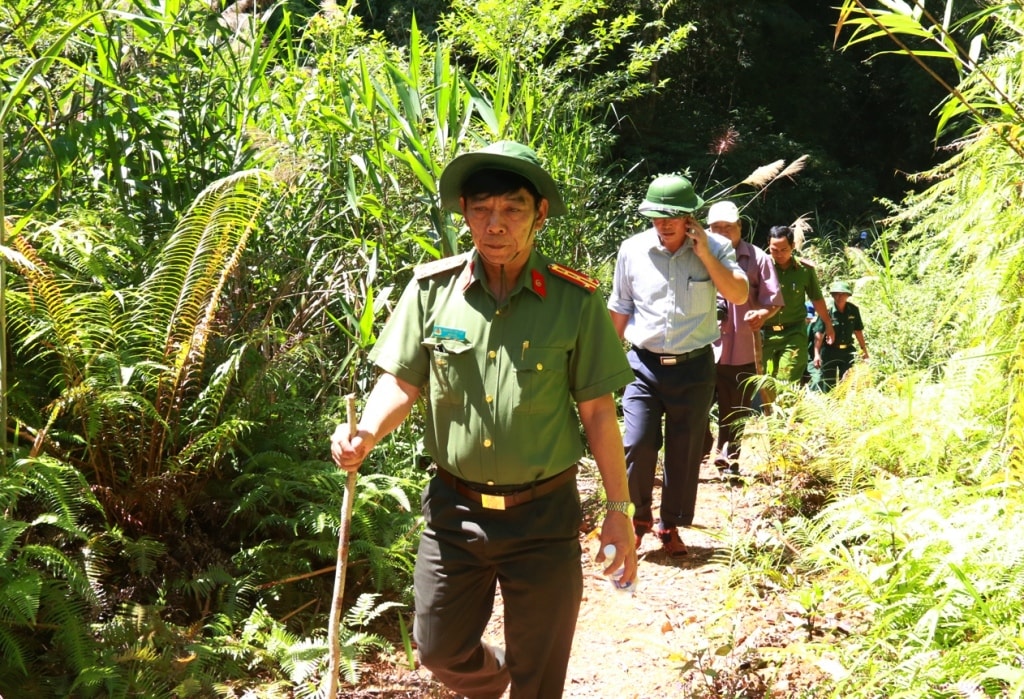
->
[[438, 140, 568, 216], [829, 281, 853, 296], [638, 174, 704, 218]]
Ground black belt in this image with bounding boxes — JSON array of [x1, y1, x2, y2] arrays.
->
[[767, 320, 803, 332], [435, 465, 578, 510], [634, 345, 711, 365]]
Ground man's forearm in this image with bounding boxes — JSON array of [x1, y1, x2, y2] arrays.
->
[[609, 310, 629, 340], [355, 373, 421, 447]]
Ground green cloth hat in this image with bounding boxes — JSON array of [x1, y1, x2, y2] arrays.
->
[[438, 141, 567, 216], [829, 281, 853, 296], [639, 174, 704, 218]]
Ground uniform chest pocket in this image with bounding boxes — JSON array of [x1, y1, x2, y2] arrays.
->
[[513, 347, 569, 414], [423, 337, 473, 406]]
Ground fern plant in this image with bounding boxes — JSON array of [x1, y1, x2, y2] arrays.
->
[[7, 170, 279, 533], [0, 456, 103, 697]]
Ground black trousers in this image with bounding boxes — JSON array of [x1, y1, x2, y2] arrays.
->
[[714, 362, 758, 460], [623, 347, 716, 528], [414, 473, 583, 699]]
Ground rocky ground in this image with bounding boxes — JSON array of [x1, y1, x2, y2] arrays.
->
[[349, 429, 838, 698]]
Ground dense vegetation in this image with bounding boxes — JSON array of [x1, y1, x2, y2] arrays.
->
[[0, 0, 1021, 697]]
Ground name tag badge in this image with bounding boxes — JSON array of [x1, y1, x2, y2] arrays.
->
[[433, 326, 467, 342]]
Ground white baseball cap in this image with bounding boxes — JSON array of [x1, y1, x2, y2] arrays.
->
[[707, 200, 740, 224]]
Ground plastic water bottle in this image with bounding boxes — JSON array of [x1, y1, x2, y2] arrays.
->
[[602, 544, 637, 594]]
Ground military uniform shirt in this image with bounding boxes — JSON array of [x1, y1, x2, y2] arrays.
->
[[771, 256, 824, 327], [813, 300, 863, 353], [369, 249, 633, 486]]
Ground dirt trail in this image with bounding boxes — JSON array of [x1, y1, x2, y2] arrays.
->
[[354, 429, 828, 698]]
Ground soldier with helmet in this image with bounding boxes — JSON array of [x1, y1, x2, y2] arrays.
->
[[812, 280, 869, 392]]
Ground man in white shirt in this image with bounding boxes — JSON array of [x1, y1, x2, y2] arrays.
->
[[608, 175, 748, 556]]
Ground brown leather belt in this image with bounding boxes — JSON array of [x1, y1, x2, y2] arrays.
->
[[435, 465, 578, 510]]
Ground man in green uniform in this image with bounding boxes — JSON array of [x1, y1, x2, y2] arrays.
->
[[764, 225, 835, 392], [812, 281, 869, 392], [331, 141, 636, 699]]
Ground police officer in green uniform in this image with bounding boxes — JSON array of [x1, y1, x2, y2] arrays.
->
[[812, 281, 869, 392], [763, 225, 835, 391], [331, 141, 637, 699]]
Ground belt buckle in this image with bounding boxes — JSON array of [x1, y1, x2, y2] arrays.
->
[[480, 493, 507, 510], [659, 356, 677, 366], [770, 324, 784, 332]]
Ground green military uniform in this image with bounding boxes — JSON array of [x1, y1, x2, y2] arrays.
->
[[371, 248, 633, 484], [812, 298, 863, 392], [763, 256, 824, 382], [371, 247, 633, 697]]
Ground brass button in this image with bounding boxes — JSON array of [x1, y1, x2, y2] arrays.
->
[[536, 363, 543, 371], [487, 480, 495, 486], [483, 439, 492, 448], [485, 394, 493, 403], [488, 350, 497, 359]]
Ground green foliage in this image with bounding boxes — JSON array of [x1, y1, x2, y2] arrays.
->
[[786, 477, 1024, 698], [1, 0, 289, 227], [772, 10, 1024, 695], [0, 456, 103, 696], [228, 447, 423, 616], [8, 170, 280, 529], [438, 0, 688, 269], [13, 0, 1001, 696]]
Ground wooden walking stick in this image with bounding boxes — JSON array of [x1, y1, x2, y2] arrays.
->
[[751, 325, 772, 411], [325, 394, 358, 698]]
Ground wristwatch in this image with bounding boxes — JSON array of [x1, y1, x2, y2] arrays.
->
[[606, 500, 636, 518]]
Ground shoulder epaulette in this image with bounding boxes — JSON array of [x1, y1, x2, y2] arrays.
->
[[547, 263, 600, 293], [796, 255, 817, 269], [414, 251, 472, 280]]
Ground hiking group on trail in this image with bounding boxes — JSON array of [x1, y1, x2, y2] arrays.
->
[[331, 141, 868, 698]]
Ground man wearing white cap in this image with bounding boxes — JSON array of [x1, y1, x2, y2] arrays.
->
[[706, 201, 783, 472]]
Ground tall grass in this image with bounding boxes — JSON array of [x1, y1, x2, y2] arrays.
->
[[709, 4, 1024, 696]]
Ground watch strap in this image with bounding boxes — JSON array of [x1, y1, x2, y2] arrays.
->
[[606, 500, 635, 517]]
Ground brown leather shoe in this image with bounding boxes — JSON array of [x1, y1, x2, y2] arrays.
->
[[657, 526, 689, 557], [633, 519, 653, 550]]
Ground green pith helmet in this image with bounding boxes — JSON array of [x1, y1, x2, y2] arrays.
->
[[638, 174, 704, 218], [438, 140, 567, 216], [829, 281, 853, 296]]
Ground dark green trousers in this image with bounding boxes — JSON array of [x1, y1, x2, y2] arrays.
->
[[414, 473, 583, 699], [814, 349, 855, 392]]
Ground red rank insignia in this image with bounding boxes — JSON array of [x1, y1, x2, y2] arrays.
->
[[547, 263, 600, 293]]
